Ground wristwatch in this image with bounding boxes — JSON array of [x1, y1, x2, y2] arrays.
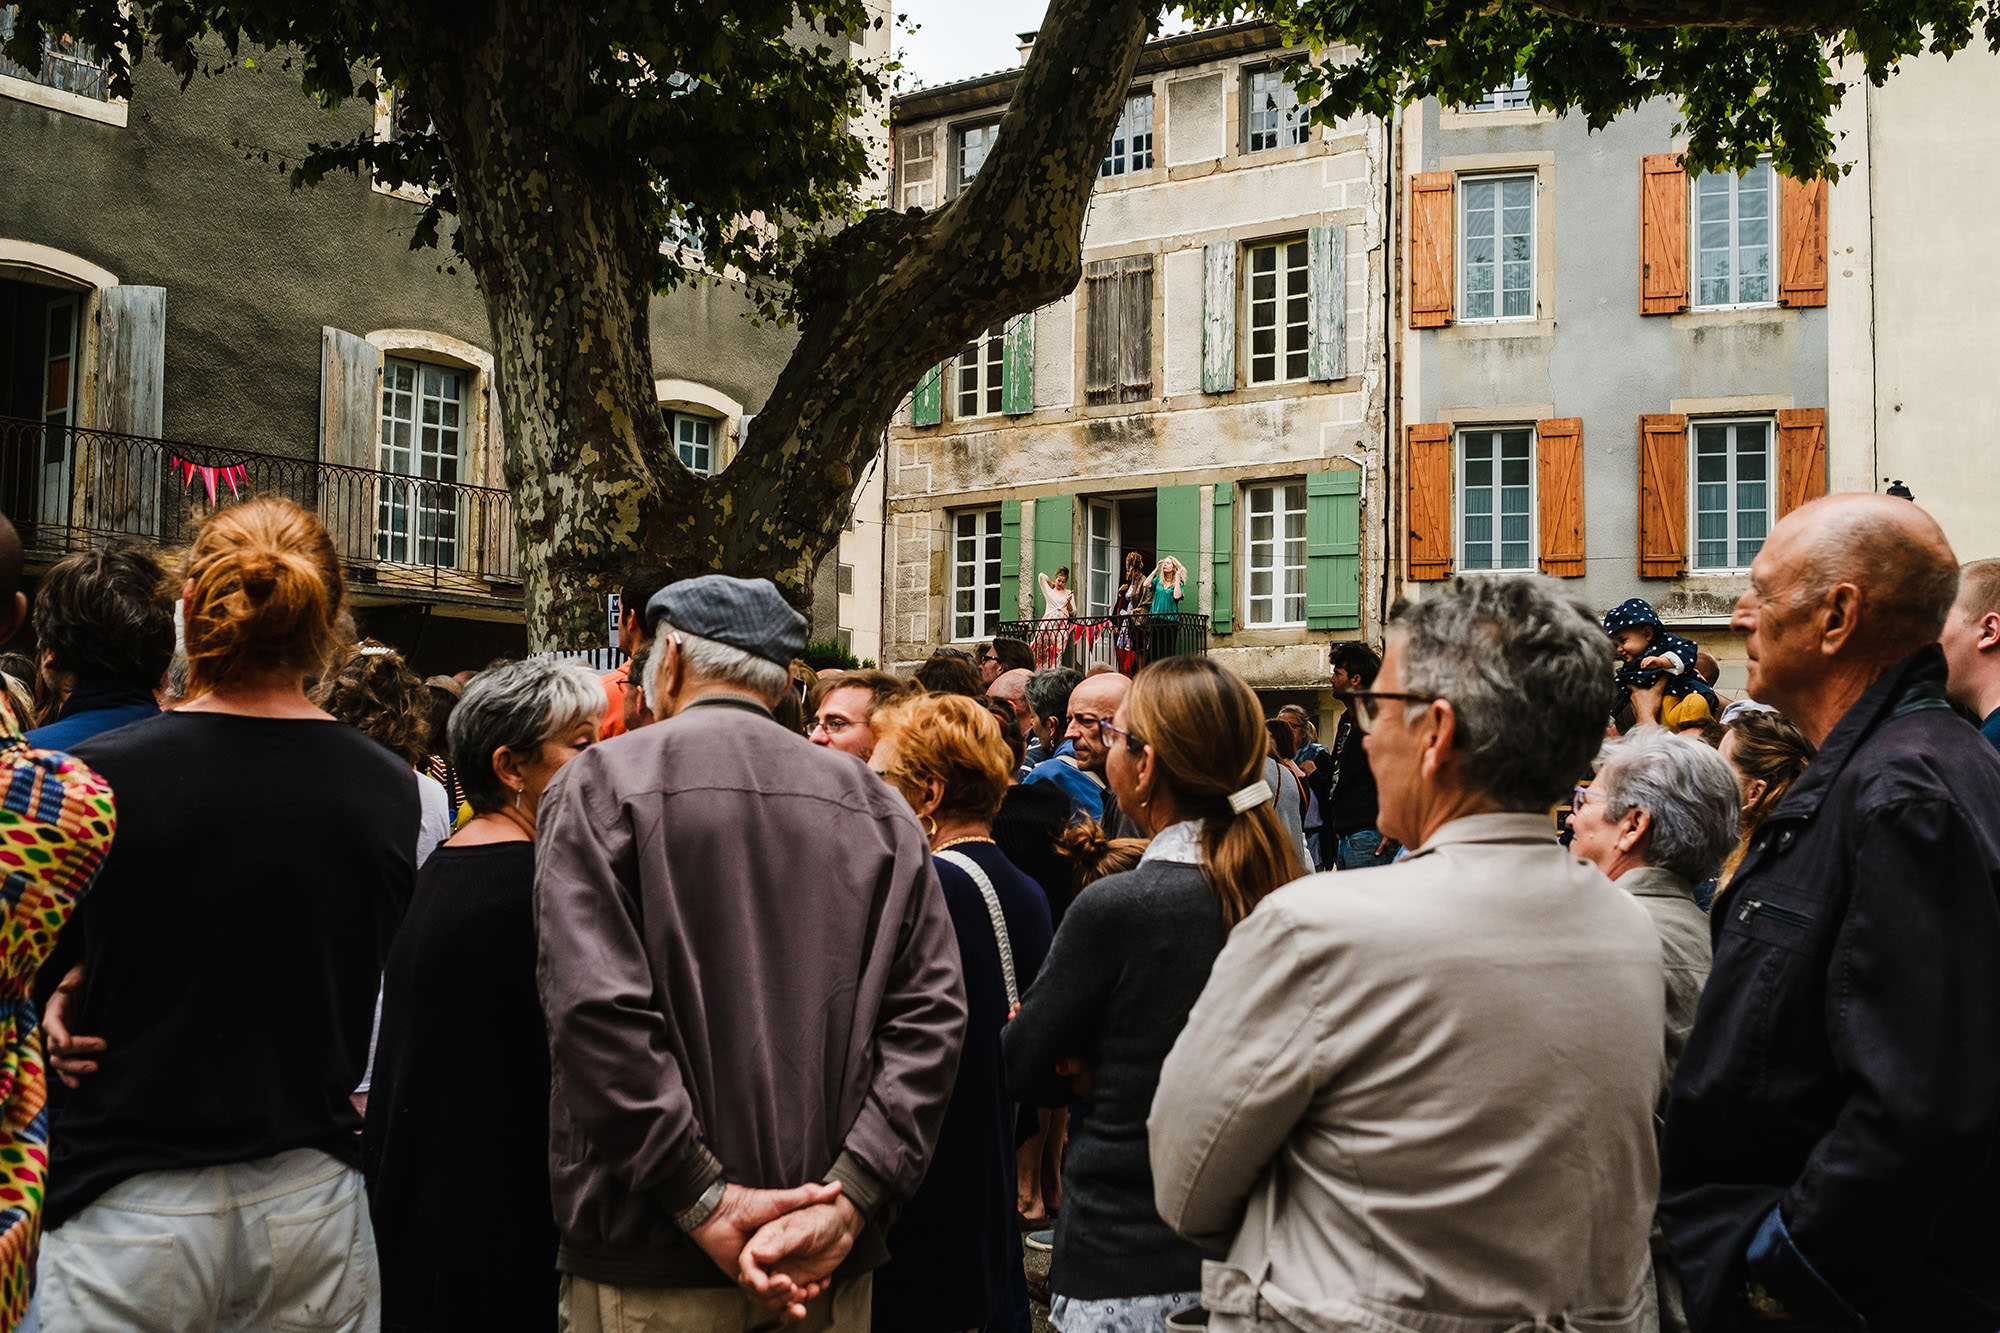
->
[[675, 1178, 727, 1233]]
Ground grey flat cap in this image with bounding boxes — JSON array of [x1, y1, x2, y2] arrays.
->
[[646, 574, 806, 667]]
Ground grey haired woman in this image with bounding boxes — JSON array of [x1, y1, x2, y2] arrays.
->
[[365, 657, 605, 1333]]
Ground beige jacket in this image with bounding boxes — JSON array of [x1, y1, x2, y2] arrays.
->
[[1149, 814, 1666, 1333]]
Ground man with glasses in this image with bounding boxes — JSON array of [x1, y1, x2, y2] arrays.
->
[[1022, 671, 1130, 825], [1324, 641, 1397, 869], [807, 670, 908, 762], [1151, 574, 1661, 1333], [977, 637, 1035, 687]]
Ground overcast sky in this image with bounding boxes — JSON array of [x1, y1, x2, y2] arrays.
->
[[893, 0, 1049, 88], [893, 3, 1200, 90]]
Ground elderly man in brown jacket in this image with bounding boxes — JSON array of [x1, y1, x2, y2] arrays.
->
[[536, 575, 967, 1332], [1150, 575, 1666, 1333]]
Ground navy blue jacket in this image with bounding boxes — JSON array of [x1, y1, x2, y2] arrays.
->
[[1659, 646, 2000, 1333]]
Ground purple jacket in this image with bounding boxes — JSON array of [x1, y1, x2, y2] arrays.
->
[[534, 694, 967, 1287]]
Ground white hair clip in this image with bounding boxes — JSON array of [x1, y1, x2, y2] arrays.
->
[[359, 644, 396, 656], [1228, 779, 1274, 814]]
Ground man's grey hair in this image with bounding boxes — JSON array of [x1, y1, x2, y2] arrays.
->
[[1392, 575, 1615, 811], [1026, 666, 1083, 726], [648, 622, 790, 706], [449, 658, 605, 814], [1594, 726, 1742, 882]]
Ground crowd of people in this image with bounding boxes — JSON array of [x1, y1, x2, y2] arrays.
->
[[0, 488, 1991, 1333]]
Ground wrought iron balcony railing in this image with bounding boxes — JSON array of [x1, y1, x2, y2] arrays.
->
[[994, 612, 1208, 672], [0, 415, 520, 595]]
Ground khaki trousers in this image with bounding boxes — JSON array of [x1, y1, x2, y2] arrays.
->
[[560, 1273, 872, 1333]]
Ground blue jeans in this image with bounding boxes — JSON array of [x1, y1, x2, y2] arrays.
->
[[1336, 829, 1395, 870]]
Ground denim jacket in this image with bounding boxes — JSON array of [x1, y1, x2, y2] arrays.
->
[[1658, 646, 2000, 1333]]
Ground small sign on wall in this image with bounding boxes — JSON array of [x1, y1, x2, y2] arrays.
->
[[608, 593, 621, 651]]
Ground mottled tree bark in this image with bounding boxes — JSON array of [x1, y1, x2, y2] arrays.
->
[[383, 0, 1153, 649]]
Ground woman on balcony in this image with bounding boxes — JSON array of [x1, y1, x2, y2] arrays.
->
[[1113, 551, 1148, 675], [1146, 556, 1187, 663], [37, 497, 415, 1328]]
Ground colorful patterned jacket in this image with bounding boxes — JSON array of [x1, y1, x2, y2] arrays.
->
[[0, 698, 114, 1327]]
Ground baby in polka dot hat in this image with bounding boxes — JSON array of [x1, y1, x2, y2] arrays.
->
[[1601, 597, 1717, 704]]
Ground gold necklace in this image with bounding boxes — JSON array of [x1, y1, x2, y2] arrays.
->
[[934, 834, 996, 852]]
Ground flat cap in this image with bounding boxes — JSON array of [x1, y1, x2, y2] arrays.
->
[[646, 574, 806, 668]]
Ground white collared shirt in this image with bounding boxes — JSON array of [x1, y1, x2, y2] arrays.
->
[[1142, 819, 1204, 867]]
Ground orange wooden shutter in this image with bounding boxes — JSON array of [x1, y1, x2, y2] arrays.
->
[[1408, 173, 1455, 329], [1777, 407, 1828, 515], [1536, 417, 1585, 577], [1407, 422, 1453, 580], [1779, 176, 1828, 308], [1637, 413, 1688, 578], [1640, 154, 1688, 315]]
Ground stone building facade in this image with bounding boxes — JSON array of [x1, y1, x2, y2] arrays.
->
[[883, 22, 1390, 706]]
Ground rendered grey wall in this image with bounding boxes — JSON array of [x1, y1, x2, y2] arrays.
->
[[1416, 100, 1828, 619], [0, 44, 795, 460]]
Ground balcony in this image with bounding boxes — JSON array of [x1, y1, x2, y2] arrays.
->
[[0, 416, 520, 601], [995, 613, 1208, 672]]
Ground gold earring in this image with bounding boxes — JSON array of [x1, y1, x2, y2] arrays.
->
[[922, 815, 938, 838]]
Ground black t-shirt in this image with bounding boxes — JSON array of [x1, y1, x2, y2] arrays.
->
[[365, 841, 554, 1332], [1325, 713, 1380, 836], [47, 711, 416, 1228]]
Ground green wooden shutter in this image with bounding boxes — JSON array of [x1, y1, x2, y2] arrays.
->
[[1210, 483, 1234, 634], [1156, 484, 1201, 585], [1000, 499, 1023, 620], [1032, 495, 1073, 616], [1308, 224, 1347, 382], [1200, 242, 1236, 393], [1002, 313, 1036, 416], [1307, 470, 1362, 629], [911, 362, 944, 427]]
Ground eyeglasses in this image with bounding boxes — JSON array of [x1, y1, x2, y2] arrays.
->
[[977, 652, 999, 665], [812, 714, 858, 737], [1097, 718, 1144, 751], [1347, 690, 1439, 734], [1571, 785, 1603, 809]]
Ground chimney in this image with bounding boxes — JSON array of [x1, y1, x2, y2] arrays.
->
[[1017, 30, 1037, 67]]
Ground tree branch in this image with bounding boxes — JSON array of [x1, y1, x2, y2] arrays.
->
[[720, 0, 1156, 582], [1527, 0, 1860, 31]]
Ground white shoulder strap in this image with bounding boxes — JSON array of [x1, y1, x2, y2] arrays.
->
[[935, 849, 1019, 1008]]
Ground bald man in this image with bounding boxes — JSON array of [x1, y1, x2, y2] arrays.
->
[[1941, 558, 2000, 752], [1660, 495, 2000, 1333], [985, 668, 1039, 763], [1022, 672, 1131, 825]]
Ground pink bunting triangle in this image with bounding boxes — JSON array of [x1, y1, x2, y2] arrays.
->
[[200, 465, 218, 505]]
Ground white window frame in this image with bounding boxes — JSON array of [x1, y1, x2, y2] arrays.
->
[[1689, 417, 1775, 573], [1085, 498, 1119, 616], [953, 120, 999, 194], [1244, 236, 1311, 385], [1465, 74, 1531, 112], [1456, 426, 1537, 573], [377, 356, 468, 567], [0, 5, 124, 126], [947, 506, 1004, 642], [1244, 480, 1309, 627], [1100, 90, 1155, 177], [1242, 62, 1308, 154], [900, 129, 937, 209], [954, 326, 1005, 420], [1459, 173, 1537, 323], [1692, 157, 1778, 310], [669, 411, 717, 475]]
